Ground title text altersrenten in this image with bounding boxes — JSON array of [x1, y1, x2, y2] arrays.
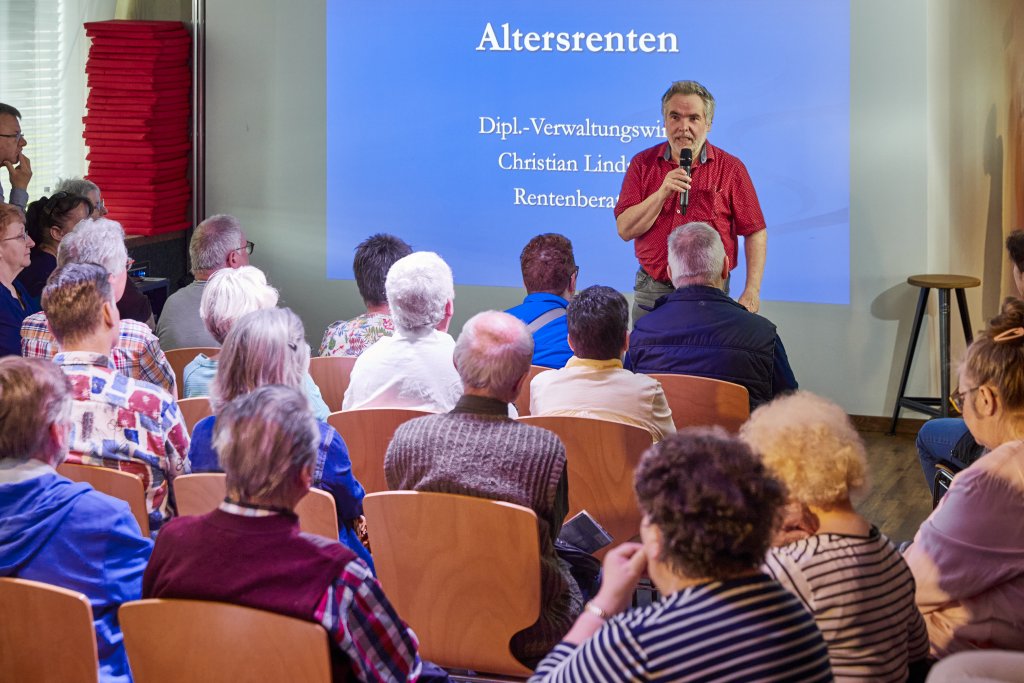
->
[[476, 22, 679, 54]]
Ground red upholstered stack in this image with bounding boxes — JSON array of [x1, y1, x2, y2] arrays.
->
[[83, 20, 192, 236]]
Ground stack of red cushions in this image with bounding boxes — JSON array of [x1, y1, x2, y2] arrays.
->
[[83, 20, 192, 236]]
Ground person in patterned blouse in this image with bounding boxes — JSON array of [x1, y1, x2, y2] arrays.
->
[[320, 233, 411, 357], [42, 262, 190, 533]]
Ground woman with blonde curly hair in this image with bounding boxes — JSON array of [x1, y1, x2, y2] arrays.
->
[[740, 391, 929, 682]]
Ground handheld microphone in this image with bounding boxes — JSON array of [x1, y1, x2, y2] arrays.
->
[[679, 148, 693, 216]]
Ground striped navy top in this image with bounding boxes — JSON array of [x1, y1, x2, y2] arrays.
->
[[529, 573, 833, 682], [764, 529, 929, 682]]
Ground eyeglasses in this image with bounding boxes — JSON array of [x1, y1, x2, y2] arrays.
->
[[234, 240, 255, 255], [949, 385, 981, 413], [0, 230, 30, 243], [0, 131, 25, 141]]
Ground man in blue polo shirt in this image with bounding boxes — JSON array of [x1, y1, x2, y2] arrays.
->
[[506, 233, 577, 368]]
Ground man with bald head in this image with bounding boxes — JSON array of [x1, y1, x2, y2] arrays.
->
[[626, 221, 796, 410], [384, 310, 582, 667]]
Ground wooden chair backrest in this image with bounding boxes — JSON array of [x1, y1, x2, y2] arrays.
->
[[57, 462, 150, 536], [176, 396, 213, 434], [364, 491, 539, 677], [165, 347, 218, 399], [120, 599, 331, 683], [520, 415, 649, 557], [308, 355, 357, 413], [0, 577, 99, 683], [513, 364, 552, 417], [173, 473, 339, 540], [326, 408, 431, 494], [647, 373, 750, 432]]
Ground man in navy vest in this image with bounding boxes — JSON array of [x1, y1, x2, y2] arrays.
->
[[625, 222, 796, 411], [506, 233, 577, 368]]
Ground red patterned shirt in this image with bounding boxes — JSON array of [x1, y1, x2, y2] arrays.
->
[[614, 141, 766, 283], [55, 351, 191, 532]]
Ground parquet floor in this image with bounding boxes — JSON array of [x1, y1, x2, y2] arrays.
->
[[857, 430, 933, 543]]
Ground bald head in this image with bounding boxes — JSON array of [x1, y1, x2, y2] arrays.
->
[[454, 311, 534, 403], [667, 222, 727, 289]]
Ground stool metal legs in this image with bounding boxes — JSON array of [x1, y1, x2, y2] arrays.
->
[[890, 288, 930, 434]]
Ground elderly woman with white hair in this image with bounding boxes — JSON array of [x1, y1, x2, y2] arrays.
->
[[182, 265, 330, 419], [187, 307, 372, 568], [740, 391, 930, 682]]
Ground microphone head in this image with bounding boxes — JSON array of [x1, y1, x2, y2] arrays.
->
[[680, 148, 693, 169]]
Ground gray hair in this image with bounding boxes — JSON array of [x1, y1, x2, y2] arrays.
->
[[662, 80, 716, 123], [199, 265, 279, 344], [55, 177, 100, 198], [454, 311, 533, 403], [667, 222, 726, 286], [0, 357, 72, 463], [56, 217, 127, 273], [190, 214, 244, 274], [385, 251, 454, 332], [212, 307, 310, 411], [214, 384, 320, 507]]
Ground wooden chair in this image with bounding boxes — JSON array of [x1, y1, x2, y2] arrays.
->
[[0, 577, 99, 683], [120, 599, 331, 682], [513, 364, 551, 417], [326, 408, 431, 494], [308, 355, 357, 412], [364, 491, 539, 679], [520, 415, 650, 557], [647, 373, 750, 433], [165, 347, 218, 399], [173, 472, 339, 540], [57, 462, 150, 536], [177, 396, 213, 434]]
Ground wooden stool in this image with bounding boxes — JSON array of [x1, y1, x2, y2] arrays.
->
[[889, 274, 980, 434]]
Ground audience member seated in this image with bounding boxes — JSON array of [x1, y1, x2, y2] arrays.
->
[[145, 385, 422, 682], [344, 251, 461, 412], [0, 202, 38, 357], [741, 391, 930, 681], [530, 285, 674, 442], [156, 214, 250, 351], [55, 177, 108, 220], [386, 310, 582, 666], [17, 191, 92, 301], [321, 232, 412, 357], [182, 265, 330, 419], [21, 217, 176, 394], [0, 357, 152, 683], [904, 297, 1024, 658], [505, 233, 577, 369], [42, 263, 190, 533], [0, 102, 30, 210], [188, 307, 372, 567], [625, 221, 797, 410], [528, 428, 832, 682], [916, 229, 1024, 495]]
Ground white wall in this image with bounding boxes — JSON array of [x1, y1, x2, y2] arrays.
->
[[204, 0, 1022, 416]]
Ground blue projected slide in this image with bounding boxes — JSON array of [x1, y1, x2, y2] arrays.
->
[[326, 1, 849, 304]]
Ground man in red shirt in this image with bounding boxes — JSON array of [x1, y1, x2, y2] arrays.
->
[[614, 80, 767, 322]]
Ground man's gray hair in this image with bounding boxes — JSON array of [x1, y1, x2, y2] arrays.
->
[[190, 214, 244, 274], [57, 217, 127, 273], [199, 265, 279, 344], [662, 80, 716, 123], [667, 222, 726, 286], [55, 177, 100, 198], [454, 311, 533, 403], [385, 251, 454, 332]]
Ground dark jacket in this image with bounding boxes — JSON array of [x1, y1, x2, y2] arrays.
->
[[625, 285, 797, 410]]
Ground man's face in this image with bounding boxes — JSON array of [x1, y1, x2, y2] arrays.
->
[[0, 114, 27, 165], [235, 232, 250, 267], [663, 94, 711, 162]]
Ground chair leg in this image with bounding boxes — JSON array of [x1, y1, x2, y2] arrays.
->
[[890, 288, 930, 435], [954, 288, 973, 344], [938, 289, 951, 418]]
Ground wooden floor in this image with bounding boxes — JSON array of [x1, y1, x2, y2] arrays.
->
[[857, 430, 933, 543]]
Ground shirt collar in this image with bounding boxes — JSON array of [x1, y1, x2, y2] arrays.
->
[[53, 351, 117, 370], [523, 292, 570, 305], [662, 141, 711, 164], [0, 458, 55, 484], [219, 500, 283, 517], [451, 394, 510, 417], [566, 356, 624, 370]]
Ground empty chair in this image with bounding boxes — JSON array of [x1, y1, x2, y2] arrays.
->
[[520, 415, 650, 556], [120, 599, 331, 683], [647, 373, 749, 432], [308, 355, 357, 412], [176, 396, 213, 434], [57, 462, 150, 536], [164, 346, 218, 399], [0, 577, 99, 683], [326, 408, 431, 494], [513, 364, 551, 417], [365, 491, 540, 678]]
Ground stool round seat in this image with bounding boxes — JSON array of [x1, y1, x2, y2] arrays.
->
[[907, 274, 980, 289]]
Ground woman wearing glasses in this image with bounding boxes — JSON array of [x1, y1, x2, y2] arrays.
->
[[904, 297, 1024, 659], [17, 191, 93, 302], [0, 202, 40, 356]]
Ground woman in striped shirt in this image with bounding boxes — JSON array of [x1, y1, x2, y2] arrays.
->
[[741, 391, 930, 681], [530, 428, 833, 683]]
